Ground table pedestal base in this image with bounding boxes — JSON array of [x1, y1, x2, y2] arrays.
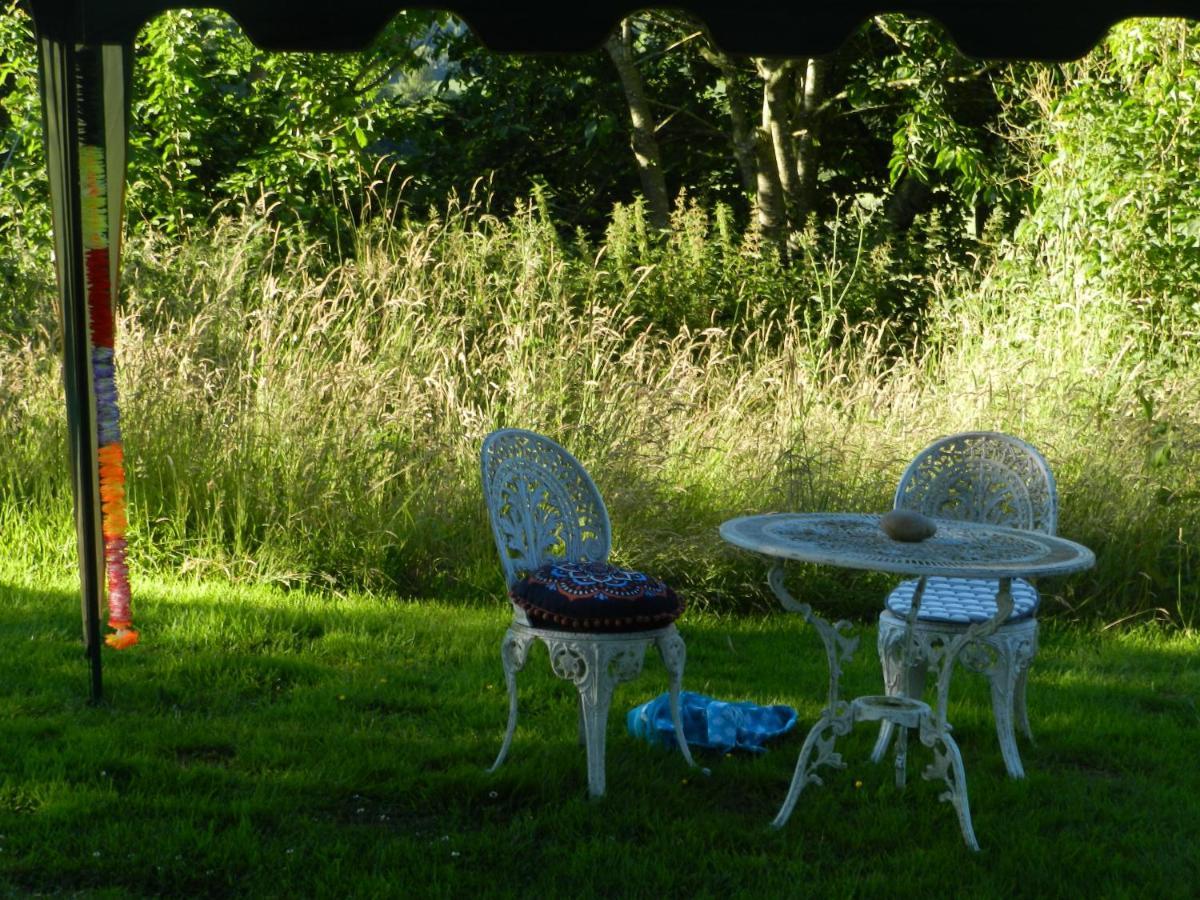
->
[[721, 514, 1091, 852], [765, 564, 986, 851], [772, 694, 980, 851]]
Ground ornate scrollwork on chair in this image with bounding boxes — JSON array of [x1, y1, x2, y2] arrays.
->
[[481, 429, 700, 798], [871, 431, 1057, 778]]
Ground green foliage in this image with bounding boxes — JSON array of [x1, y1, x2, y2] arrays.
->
[[2, 12, 1200, 629], [917, 18, 1200, 625], [1015, 19, 1200, 356], [407, 17, 746, 232], [601, 195, 796, 330], [0, 5, 439, 248], [750, 17, 1034, 238], [870, 18, 1023, 206], [126, 10, 434, 241], [0, 8, 1034, 255], [0, 3, 44, 242], [401, 32, 636, 229], [0, 1, 54, 335]]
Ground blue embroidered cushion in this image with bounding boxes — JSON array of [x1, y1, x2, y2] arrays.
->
[[510, 561, 684, 632]]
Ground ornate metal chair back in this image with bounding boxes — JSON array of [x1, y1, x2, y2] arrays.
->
[[894, 431, 1057, 535], [480, 429, 613, 590]]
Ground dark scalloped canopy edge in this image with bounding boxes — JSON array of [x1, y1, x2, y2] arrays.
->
[[23, 0, 1200, 59]]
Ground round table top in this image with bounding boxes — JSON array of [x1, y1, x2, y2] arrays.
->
[[719, 512, 1094, 580]]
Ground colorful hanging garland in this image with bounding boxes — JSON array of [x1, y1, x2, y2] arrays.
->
[[78, 79, 136, 650]]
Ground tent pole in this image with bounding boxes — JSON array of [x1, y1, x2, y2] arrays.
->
[[36, 37, 135, 702]]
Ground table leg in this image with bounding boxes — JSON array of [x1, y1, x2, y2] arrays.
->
[[918, 715, 980, 851], [914, 577, 1015, 851], [767, 564, 859, 712], [767, 566, 1012, 851], [767, 564, 859, 828]]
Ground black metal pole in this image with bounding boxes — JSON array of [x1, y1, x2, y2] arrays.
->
[[36, 36, 106, 702]]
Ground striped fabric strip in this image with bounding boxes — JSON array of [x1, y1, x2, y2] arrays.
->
[[75, 46, 136, 649]]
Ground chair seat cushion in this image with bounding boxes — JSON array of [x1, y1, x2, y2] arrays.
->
[[886, 577, 1039, 624], [510, 561, 684, 632]]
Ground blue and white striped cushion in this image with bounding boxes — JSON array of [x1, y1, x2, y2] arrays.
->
[[886, 577, 1039, 624]]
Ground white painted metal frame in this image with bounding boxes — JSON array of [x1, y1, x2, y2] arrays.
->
[[480, 428, 699, 798], [767, 566, 993, 850], [718, 512, 1093, 851], [871, 432, 1057, 779]]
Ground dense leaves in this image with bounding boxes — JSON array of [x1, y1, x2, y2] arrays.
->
[[399, 35, 638, 227], [0, 8, 1026, 241], [126, 10, 434, 240], [2, 8, 1200, 334], [1019, 19, 1200, 352], [0, 4, 51, 335]]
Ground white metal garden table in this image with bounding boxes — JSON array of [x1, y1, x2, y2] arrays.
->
[[719, 512, 1094, 850]]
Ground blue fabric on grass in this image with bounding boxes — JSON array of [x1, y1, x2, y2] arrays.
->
[[627, 691, 798, 754]]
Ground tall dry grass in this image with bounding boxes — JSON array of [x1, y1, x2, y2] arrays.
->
[[1, 194, 1196, 624]]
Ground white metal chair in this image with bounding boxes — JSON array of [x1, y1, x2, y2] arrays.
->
[[480, 428, 699, 797], [871, 431, 1058, 778]]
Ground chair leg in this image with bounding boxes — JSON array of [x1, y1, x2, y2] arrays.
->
[[1014, 662, 1033, 743], [986, 638, 1024, 779], [872, 615, 924, 767], [987, 624, 1038, 779], [1014, 622, 1038, 744], [550, 639, 647, 799], [489, 627, 535, 773], [578, 660, 617, 799], [656, 628, 703, 773]]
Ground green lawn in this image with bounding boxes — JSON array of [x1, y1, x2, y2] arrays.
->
[[1, 564, 1197, 897]]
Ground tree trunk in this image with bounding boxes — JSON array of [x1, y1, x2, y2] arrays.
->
[[604, 22, 671, 232], [754, 124, 788, 258], [697, 42, 757, 198], [757, 58, 798, 225], [793, 57, 827, 226]]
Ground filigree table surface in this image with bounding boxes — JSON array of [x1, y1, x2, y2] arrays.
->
[[720, 513, 1094, 579]]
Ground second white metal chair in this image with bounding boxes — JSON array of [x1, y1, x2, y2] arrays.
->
[[871, 431, 1058, 778]]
